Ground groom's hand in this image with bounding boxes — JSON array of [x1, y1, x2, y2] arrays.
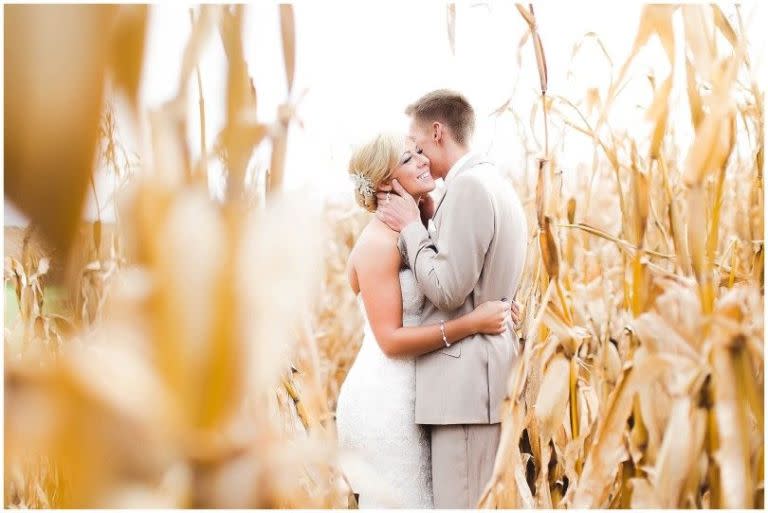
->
[[375, 179, 420, 233], [511, 299, 521, 326], [502, 297, 522, 327]]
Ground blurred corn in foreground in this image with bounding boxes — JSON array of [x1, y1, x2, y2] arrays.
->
[[5, 4, 351, 508], [3, 2, 764, 510]]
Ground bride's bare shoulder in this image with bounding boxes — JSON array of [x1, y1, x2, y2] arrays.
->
[[353, 220, 399, 257], [347, 220, 400, 292]]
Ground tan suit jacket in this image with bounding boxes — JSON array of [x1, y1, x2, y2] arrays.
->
[[398, 154, 528, 425]]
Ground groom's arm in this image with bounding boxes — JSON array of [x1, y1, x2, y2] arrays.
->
[[398, 174, 494, 311]]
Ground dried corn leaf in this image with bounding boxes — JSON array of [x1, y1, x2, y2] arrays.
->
[[279, 5, 296, 93], [572, 353, 671, 508], [108, 5, 148, 110], [684, 104, 735, 186], [540, 216, 560, 280], [685, 57, 704, 130], [629, 477, 661, 508], [628, 149, 649, 248], [711, 340, 755, 508], [712, 5, 737, 48], [599, 5, 677, 129], [446, 4, 456, 56], [687, 186, 709, 284], [652, 397, 707, 507], [534, 353, 570, 443], [631, 312, 702, 363], [682, 5, 716, 83], [646, 76, 673, 159], [179, 6, 219, 103], [5, 5, 117, 259]]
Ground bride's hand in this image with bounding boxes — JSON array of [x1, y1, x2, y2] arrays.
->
[[470, 300, 511, 335], [375, 179, 420, 232]]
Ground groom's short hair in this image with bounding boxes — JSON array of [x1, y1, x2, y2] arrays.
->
[[405, 89, 475, 146]]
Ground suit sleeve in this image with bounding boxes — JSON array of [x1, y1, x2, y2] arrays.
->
[[397, 175, 494, 311]]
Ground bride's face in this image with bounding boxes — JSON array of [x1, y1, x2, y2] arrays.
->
[[387, 141, 436, 197]]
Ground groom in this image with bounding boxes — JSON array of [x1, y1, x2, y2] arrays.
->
[[376, 89, 528, 508]]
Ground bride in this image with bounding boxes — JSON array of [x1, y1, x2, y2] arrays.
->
[[335, 133, 514, 508]]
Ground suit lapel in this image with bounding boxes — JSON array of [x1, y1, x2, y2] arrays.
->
[[431, 154, 486, 221]]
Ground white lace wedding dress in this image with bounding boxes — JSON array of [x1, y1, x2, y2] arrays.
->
[[335, 268, 434, 508]]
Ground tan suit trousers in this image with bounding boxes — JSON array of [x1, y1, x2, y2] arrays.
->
[[430, 423, 501, 509]]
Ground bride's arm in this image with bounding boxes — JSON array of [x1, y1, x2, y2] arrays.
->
[[357, 236, 509, 358]]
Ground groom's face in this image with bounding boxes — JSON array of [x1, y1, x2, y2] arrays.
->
[[407, 118, 443, 179]]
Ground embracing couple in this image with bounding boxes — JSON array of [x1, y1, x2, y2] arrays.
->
[[335, 89, 528, 509]]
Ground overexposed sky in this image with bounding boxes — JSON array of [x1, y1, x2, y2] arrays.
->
[[5, 1, 766, 225], [140, 1, 645, 196]]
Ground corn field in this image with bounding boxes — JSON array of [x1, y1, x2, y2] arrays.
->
[[4, 3, 764, 509]]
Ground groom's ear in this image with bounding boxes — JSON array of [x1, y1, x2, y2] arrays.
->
[[432, 122, 442, 143]]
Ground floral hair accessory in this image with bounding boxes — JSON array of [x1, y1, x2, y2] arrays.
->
[[350, 171, 375, 199]]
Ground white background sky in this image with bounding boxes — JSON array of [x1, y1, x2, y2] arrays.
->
[[4, 1, 766, 225]]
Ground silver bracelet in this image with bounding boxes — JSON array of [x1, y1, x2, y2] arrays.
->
[[440, 320, 451, 347]]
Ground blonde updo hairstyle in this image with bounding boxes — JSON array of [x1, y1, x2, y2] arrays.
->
[[348, 132, 405, 212]]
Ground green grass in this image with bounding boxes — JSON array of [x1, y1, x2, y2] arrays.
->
[[5, 284, 21, 328], [4, 284, 69, 329]]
